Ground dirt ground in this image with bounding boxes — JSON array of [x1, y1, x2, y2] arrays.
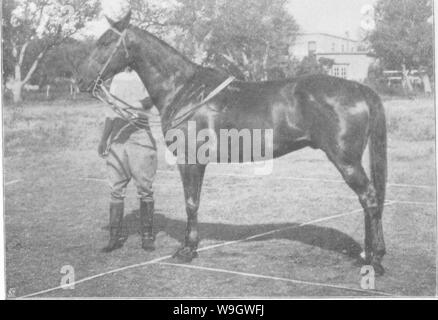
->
[[3, 97, 436, 298]]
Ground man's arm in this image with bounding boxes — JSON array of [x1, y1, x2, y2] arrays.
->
[[98, 117, 114, 157], [139, 97, 154, 110]]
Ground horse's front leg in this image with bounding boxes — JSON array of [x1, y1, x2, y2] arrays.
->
[[173, 163, 206, 262]]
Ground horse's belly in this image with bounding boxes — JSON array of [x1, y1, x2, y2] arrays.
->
[[191, 127, 312, 164]]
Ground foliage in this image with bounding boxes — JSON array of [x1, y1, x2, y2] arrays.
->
[[293, 55, 334, 77], [368, 0, 433, 74], [2, 0, 99, 102], [34, 38, 94, 85], [130, 0, 299, 81]]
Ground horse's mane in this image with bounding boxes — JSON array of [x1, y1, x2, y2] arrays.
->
[[130, 26, 198, 68]]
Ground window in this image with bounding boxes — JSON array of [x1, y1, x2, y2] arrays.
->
[[340, 67, 347, 78], [332, 43, 336, 52], [331, 65, 348, 79]]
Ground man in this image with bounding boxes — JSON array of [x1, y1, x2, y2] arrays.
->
[[99, 67, 157, 252]]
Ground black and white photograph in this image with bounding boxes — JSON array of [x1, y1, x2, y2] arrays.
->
[[0, 0, 436, 300]]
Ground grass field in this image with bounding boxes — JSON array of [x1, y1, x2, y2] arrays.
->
[[3, 97, 436, 298]]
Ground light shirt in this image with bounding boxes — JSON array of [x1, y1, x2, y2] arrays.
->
[[106, 71, 155, 148], [107, 70, 148, 117]]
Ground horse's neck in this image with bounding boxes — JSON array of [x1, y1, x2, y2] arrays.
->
[[131, 29, 198, 112]]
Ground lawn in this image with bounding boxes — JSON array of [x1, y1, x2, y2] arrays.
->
[[2, 97, 436, 297]]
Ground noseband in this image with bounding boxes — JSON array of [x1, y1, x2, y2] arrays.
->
[[91, 28, 158, 127], [92, 27, 129, 97], [91, 27, 235, 131]]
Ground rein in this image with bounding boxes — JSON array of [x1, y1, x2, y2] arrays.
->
[[163, 75, 235, 130], [91, 27, 235, 131], [91, 27, 159, 127], [92, 27, 129, 95]]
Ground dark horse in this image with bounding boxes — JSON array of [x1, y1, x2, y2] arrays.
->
[[78, 12, 387, 275]]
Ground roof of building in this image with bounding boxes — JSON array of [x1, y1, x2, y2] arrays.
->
[[297, 32, 360, 42], [317, 52, 374, 57]]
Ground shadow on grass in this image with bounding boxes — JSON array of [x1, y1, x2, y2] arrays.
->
[[111, 208, 362, 259]]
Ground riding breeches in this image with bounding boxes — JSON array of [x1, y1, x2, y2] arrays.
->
[[106, 142, 157, 203]]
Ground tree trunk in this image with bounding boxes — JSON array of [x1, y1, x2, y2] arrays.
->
[[8, 41, 49, 104], [402, 64, 413, 93], [262, 42, 270, 81], [11, 81, 23, 104], [421, 73, 432, 94], [6, 78, 24, 105]]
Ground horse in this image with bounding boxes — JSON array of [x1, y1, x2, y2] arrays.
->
[[78, 11, 388, 275]]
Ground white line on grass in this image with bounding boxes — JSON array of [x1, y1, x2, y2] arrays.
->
[[77, 177, 217, 191], [17, 204, 395, 299], [77, 177, 434, 205], [6, 172, 434, 190], [159, 262, 392, 297], [4, 167, 434, 191], [325, 195, 435, 206], [195, 202, 395, 253], [4, 179, 21, 186], [157, 170, 435, 190], [17, 255, 174, 299], [390, 200, 435, 206]]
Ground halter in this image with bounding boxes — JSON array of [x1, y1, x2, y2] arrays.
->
[[92, 27, 129, 97], [90, 26, 235, 131], [91, 27, 158, 128]]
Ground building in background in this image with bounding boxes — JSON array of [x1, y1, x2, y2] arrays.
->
[[292, 32, 375, 82]]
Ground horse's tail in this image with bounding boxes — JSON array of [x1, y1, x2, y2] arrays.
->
[[364, 87, 387, 211]]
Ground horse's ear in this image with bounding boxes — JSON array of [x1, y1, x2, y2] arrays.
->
[[105, 15, 117, 28], [107, 10, 131, 31]]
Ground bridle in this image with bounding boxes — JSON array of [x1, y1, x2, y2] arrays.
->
[[92, 27, 129, 97], [89, 26, 236, 131], [91, 27, 156, 127]]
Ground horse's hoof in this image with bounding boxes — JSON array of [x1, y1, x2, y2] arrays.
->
[[101, 240, 124, 253], [141, 237, 155, 251], [353, 254, 371, 267], [142, 244, 155, 251], [173, 247, 198, 262]]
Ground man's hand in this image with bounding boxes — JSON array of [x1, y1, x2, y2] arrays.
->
[[98, 117, 114, 158], [140, 97, 154, 110], [98, 141, 108, 158]]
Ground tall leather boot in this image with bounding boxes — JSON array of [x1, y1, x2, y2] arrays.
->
[[140, 200, 155, 251], [102, 202, 125, 252]]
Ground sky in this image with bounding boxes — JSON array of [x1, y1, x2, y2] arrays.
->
[[286, 0, 377, 39], [82, 0, 378, 40]]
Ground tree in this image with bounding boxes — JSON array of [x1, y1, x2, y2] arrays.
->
[[293, 55, 334, 77], [37, 38, 94, 82], [2, 0, 99, 104], [183, 0, 298, 80], [129, 0, 175, 36], [130, 0, 299, 81], [31, 38, 94, 99], [368, 0, 433, 91]]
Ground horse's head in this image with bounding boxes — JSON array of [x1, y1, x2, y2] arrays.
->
[[77, 11, 135, 93]]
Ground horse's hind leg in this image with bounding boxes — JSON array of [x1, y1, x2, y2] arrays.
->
[[173, 164, 206, 262], [326, 155, 385, 275]]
